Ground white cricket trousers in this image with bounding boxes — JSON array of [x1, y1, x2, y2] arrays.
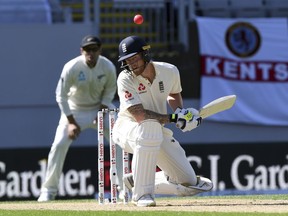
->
[[113, 118, 198, 191]]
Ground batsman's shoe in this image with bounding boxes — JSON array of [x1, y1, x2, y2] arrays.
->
[[123, 173, 134, 190], [37, 192, 56, 202], [188, 176, 213, 193], [132, 194, 156, 207]]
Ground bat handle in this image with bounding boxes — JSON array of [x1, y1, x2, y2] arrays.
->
[[176, 121, 184, 128]]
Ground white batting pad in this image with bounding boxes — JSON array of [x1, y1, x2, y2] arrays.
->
[[155, 171, 182, 195], [154, 171, 213, 196], [132, 120, 163, 201], [154, 171, 194, 196]]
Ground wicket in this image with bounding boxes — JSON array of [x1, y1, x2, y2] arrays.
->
[[97, 108, 130, 204]]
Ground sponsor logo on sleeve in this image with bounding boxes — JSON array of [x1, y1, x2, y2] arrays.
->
[[124, 91, 133, 100], [138, 83, 147, 94]]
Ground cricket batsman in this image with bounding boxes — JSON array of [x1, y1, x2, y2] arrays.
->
[[112, 35, 213, 207]]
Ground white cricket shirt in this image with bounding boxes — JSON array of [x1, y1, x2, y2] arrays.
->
[[117, 61, 182, 121], [56, 55, 116, 115]]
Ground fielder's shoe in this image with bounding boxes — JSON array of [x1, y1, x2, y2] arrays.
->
[[188, 176, 213, 192], [123, 173, 134, 190], [132, 194, 156, 207], [37, 192, 56, 202]]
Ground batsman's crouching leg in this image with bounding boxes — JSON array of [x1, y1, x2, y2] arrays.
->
[[155, 171, 213, 196], [123, 171, 213, 197]]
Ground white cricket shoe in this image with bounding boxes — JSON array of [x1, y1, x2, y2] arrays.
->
[[132, 194, 156, 207], [37, 192, 56, 202], [188, 176, 213, 192]]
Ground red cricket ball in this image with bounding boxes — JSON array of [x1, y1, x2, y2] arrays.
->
[[134, 14, 144, 25]]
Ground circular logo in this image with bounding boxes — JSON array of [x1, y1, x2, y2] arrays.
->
[[225, 22, 261, 58]]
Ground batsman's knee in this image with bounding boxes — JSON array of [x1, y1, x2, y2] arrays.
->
[[135, 120, 163, 147]]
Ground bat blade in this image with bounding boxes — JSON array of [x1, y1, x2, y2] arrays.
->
[[176, 95, 236, 128], [199, 95, 236, 119]]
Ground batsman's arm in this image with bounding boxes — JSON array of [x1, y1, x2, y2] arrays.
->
[[167, 93, 183, 112], [127, 104, 174, 125]]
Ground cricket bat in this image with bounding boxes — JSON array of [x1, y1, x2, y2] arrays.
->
[[199, 95, 236, 119], [176, 95, 236, 128]]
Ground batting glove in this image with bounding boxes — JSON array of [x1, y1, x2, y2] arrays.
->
[[173, 108, 202, 132]]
